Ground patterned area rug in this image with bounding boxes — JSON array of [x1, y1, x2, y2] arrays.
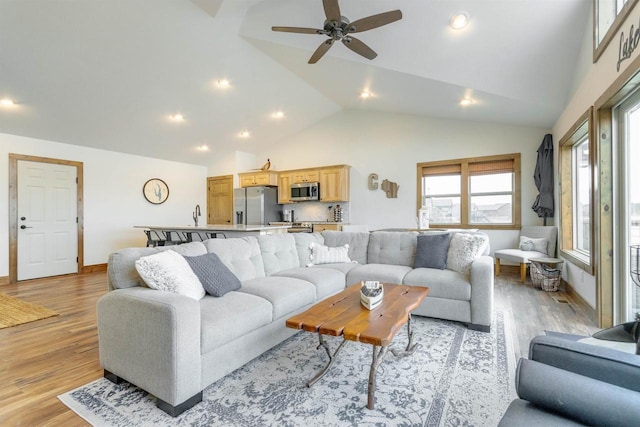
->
[[59, 312, 516, 426], [0, 292, 58, 328]]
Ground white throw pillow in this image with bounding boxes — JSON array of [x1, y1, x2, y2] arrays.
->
[[307, 242, 352, 266], [519, 236, 548, 255], [446, 233, 489, 276], [135, 250, 205, 300]]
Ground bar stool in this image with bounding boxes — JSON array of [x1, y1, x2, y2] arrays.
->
[[144, 230, 166, 247]]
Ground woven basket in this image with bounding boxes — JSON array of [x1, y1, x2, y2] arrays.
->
[[530, 261, 561, 292]]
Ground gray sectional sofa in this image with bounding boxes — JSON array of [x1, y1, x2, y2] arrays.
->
[[98, 230, 494, 416]]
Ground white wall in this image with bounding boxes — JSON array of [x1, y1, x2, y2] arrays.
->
[[0, 133, 207, 277], [252, 109, 550, 255], [551, 4, 640, 309]]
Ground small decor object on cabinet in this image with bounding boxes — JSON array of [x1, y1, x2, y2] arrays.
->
[[360, 281, 383, 310], [143, 178, 169, 204]]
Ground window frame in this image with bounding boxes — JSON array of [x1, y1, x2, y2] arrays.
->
[[593, 0, 639, 63], [416, 153, 521, 230], [559, 107, 595, 274]]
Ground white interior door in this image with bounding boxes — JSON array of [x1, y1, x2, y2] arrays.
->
[[17, 160, 78, 280]]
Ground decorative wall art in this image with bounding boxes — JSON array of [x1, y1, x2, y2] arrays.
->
[[143, 178, 169, 204], [381, 179, 399, 198]]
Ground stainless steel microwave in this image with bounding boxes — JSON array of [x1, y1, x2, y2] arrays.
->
[[290, 182, 319, 201]]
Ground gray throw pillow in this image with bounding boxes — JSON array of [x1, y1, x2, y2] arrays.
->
[[414, 233, 451, 269], [183, 252, 241, 297]]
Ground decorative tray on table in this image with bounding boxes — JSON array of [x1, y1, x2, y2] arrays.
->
[[360, 281, 384, 310]]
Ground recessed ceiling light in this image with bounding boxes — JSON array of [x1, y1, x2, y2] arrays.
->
[[197, 144, 209, 151], [272, 111, 285, 119], [360, 91, 373, 99], [460, 97, 476, 106], [217, 79, 231, 88], [170, 113, 184, 122], [450, 13, 469, 30], [0, 98, 15, 107], [239, 130, 250, 138]]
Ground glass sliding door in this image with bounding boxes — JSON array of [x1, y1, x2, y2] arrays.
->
[[616, 90, 640, 322]]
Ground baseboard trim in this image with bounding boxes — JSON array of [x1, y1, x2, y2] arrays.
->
[[0, 276, 8, 285], [563, 279, 597, 324], [82, 263, 107, 274]]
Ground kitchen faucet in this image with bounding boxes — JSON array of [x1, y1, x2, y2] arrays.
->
[[193, 204, 201, 226]]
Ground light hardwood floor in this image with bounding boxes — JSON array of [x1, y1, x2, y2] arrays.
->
[[0, 271, 599, 426]]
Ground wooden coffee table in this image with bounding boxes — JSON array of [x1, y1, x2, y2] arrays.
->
[[286, 282, 429, 409]]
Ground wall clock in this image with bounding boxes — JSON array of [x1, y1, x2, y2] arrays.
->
[[143, 178, 169, 204]]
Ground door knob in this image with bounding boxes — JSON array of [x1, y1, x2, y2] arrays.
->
[[20, 225, 32, 229], [20, 216, 26, 221]]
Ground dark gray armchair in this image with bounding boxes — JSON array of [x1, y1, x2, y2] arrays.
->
[[499, 335, 640, 426]]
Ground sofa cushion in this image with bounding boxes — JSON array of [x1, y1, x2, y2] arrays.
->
[[403, 268, 471, 301], [238, 276, 316, 319], [183, 252, 241, 297], [494, 248, 547, 264], [346, 264, 412, 286], [200, 291, 273, 353], [203, 237, 265, 281], [135, 250, 205, 300], [313, 263, 360, 275], [107, 242, 207, 289], [292, 233, 325, 267], [258, 234, 300, 275], [414, 233, 451, 269], [273, 267, 345, 299], [447, 233, 489, 276], [322, 231, 370, 264], [367, 232, 418, 266]]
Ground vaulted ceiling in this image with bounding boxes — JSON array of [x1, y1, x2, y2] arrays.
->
[[0, 0, 590, 165]]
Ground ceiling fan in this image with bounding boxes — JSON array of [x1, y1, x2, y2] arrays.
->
[[271, 0, 402, 64]]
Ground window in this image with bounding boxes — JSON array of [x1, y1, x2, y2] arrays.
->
[[417, 154, 521, 229], [573, 137, 591, 255], [594, 0, 638, 62], [559, 108, 594, 273]]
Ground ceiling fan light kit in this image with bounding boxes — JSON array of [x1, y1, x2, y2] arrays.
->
[[272, 0, 402, 64]]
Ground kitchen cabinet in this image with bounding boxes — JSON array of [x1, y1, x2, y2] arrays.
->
[[320, 166, 350, 202], [312, 223, 342, 232], [291, 169, 320, 184], [277, 172, 292, 204], [238, 171, 278, 187]]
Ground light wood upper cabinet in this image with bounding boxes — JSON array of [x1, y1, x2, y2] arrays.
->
[[277, 172, 292, 204], [291, 169, 320, 184], [238, 171, 278, 187], [320, 166, 350, 202]]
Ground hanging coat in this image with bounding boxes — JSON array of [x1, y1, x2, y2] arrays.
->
[[532, 134, 554, 220]]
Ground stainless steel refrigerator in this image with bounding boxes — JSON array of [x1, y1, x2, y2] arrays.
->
[[233, 187, 279, 225]]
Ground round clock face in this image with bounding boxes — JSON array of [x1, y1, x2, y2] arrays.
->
[[143, 178, 169, 204]]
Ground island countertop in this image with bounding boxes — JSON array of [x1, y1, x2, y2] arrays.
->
[[135, 224, 289, 231]]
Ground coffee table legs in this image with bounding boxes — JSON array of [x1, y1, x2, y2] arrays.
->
[[368, 345, 389, 409], [307, 333, 348, 387], [307, 315, 420, 410]]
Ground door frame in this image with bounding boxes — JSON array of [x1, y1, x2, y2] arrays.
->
[[8, 153, 84, 284]]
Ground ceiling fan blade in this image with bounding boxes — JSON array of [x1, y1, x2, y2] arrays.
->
[[322, 0, 341, 25], [271, 26, 322, 34], [308, 39, 334, 64], [346, 10, 402, 33], [342, 36, 377, 60]]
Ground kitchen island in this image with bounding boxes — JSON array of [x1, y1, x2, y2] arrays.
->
[[135, 224, 290, 244]]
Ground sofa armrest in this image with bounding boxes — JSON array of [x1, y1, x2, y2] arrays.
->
[[469, 255, 494, 328], [516, 358, 640, 426], [97, 287, 202, 406], [529, 335, 640, 392]]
